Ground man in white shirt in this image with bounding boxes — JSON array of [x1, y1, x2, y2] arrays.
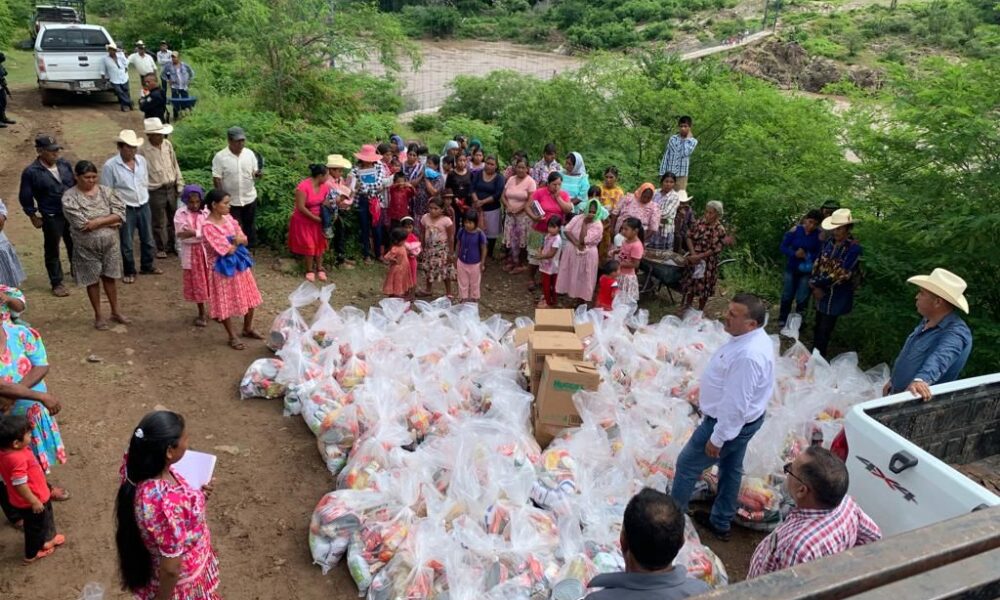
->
[[127, 41, 157, 79], [101, 130, 163, 283], [99, 44, 132, 112], [156, 40, 172, 89], [212, 127, 261, 247], [670, 292, 775, 541]]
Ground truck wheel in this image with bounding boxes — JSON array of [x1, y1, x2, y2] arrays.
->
[[40, 89, 59, 107]]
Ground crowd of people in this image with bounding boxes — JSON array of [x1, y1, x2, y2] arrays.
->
[[98, 39, 194, 123]]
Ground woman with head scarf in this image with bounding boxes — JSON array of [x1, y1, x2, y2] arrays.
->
[[561, 152, 590, 205], [555, 197, 608, 304], [441, 140, 460, 164], [612, 182, 661, 239]]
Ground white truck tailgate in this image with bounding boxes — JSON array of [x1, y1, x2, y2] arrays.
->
[[846, 373, 1000, 537], [35, 25, 113, 89]]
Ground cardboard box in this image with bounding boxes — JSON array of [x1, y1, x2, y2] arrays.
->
[[528, 332, 584, 380], [534, 309, 575, 332], [514, 321, 595, 348], [531, 356, 600, 447]]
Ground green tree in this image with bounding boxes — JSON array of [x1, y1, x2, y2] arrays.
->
[[0, 0, 14, 49]]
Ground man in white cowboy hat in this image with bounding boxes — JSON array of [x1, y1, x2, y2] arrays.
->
[[128, 41, 157, 79], [140, 118, 184, 258], [212, 126, 260, 248], [809, 208, 863, 356], [101, 130, 162, 283], [885, 268, 973, 401], [99, 43, 132, 112]]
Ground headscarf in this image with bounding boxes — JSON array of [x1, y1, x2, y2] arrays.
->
[[442, 140, 460, 156], [567, 152, 587, 177], [181, 184, 206, 204], [577, 197, 609, 222], [390, 134, 405, 153], [469, 138, 482, 152], [633, 183, 656, 202]]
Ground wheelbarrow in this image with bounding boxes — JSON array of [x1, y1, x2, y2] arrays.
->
[[168, 96, 198, 120], [638, 249, 685, 301]]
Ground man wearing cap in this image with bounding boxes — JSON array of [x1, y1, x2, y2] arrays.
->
[[809, 208, 862, 357], [127, 41, 157, 80], [101, 130, 162, 283], [212, 127, 260, 248], [156, 41, 172, 89], [161, 51, 194, 122], [140, 118, 184, 258], [99, 43, 132, 111], [18, 135, 76, 296], [885, 268, 973, 401], [138, 73, 167, 122]]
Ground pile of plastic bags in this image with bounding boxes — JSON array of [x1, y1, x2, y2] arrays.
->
[[243, 288, 887, 598]]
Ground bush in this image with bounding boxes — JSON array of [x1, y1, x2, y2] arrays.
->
[[401, 5, 461, 37], [0, 0, 14, 49], [440, 70, 535, 123], [802, 36, 848, 59], [410, 113, 439, 132]]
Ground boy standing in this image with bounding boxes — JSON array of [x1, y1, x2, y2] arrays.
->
[[659, 116, 698, 191]]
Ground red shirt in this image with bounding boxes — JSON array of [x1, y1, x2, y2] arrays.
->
[[596, 275, 619, 310], [388, 185, 415, 222], [0, 447, 50, 508]]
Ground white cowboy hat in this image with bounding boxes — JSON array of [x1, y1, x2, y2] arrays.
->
[[907, 268, 969, 313], [821, 208, 855, 231], [106, 43, 120, 51], [676, 189, 693, 203], [143, 117, 173, 135], [326, 154, 351, 169], [116, 129, 144, 148]]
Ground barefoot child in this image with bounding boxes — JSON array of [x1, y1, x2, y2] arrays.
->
[[174, 185, 211, 327], [0, 415, 65, 564], [383, 228, 413, 299], [595, 260, 620, 311], [455, 210, 487, 303], [536, 215, 562, 308], [400, 216, 421, 299], [617, 217, 645, 303], [419, 198, 455, 299]]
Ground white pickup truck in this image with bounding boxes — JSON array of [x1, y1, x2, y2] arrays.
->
[[34, 23, 115, 105], [845, 373, 1000, 536]]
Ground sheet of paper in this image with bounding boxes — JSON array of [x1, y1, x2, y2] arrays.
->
[[173, 450, 216, 490]]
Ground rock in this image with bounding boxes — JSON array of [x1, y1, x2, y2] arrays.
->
[[214, 445, 240, 456], [112, 325, 128, 334], [726, 39, 886, 92], [272, 258, 299, 275], [86, 354, 103, 363], [205, 434, 216, 440], [124, 348, 135, 356]]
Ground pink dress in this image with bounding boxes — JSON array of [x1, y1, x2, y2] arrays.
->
[[404, 233, 422, 284], [134, 469, 220, 600], [382, 245, 413, 296], [202, 215, 263, 320], [555, 214, 603, 302], [288, 179, 332, 257], [174, 206, 211, 304]]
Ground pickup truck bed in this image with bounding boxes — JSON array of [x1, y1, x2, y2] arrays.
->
[[956, 454, 1000, 495]]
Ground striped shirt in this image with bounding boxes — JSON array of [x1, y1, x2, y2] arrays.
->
[[747, 496, 881, 578]]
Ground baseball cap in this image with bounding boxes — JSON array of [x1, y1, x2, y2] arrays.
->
[[227, 126, 247, 141], [34, 135, 62, 151]]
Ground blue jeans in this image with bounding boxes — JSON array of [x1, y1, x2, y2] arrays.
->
[[670, 414, 765, 532], [110, 82, 132, 109], [779, 269, 811, 323], [120, 203, 156, 276]]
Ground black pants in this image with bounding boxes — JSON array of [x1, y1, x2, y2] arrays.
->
[[170, 88, 189, 120], [0, 88, 8, 118], [814, 311, 839, 357], [0, 483, 18, 524], [14, 501, 56, 558], [230, 202, 257, 249], [332, 216, 347, 264], [42, 212, 74, 288]]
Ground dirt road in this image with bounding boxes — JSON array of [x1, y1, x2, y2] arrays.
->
[[0, 85, 759, 599]]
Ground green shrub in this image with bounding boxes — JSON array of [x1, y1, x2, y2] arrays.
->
[[410, 113, 439, 132], [0, 0, 14, 49], [401, 5, 461, 37], [802, 35, 848, 59]]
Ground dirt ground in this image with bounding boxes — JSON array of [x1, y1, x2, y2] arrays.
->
[[0, 84, 760, 599]]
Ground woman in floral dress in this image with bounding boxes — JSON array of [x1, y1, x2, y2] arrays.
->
[[116, 410, 220, 600], [681, 201, 727, 311]]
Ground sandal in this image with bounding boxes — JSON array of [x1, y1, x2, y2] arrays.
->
[[228, 338, 246, 350], [111, 313, 132, 325], [94, 320, 110, 331], [43, 534, 66, 550], [50, 486, 70, 501], [156, 251, 168, 259], [193, 317, 208, 327], [122, 275, 136, 284], [23, 547, 55, 565], [242, 329, 265, 340], [317, 271, 328, 282], [305, 272, 316, 282], [142, 268, 164, 275]]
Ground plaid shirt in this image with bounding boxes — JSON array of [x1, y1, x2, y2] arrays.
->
[[658, 134, 698, 177], [748, 496, 881, 578]]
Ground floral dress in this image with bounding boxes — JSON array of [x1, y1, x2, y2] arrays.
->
[[681, 219, 727, 304], [134, 469, 220, 600], [0, 286, 26, 323], [0, 322, 65, 473], [419, 214, 455, 283], [202, 215, 263, 321]]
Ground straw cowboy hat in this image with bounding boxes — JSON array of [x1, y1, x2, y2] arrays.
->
[[908, 268, 969, 313], [326, 154, 351, 169], [106, 43, 120, 52], [116, 129, 144, 148], [354, 144, 382, 163], [821, 208, 855, 231], [143, 117, 173, 136], [676, 189, 693, 203]]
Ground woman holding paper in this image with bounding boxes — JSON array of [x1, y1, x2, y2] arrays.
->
[[116, 411, 220, 600]]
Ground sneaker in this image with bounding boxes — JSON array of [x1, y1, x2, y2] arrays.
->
[[691, 510, 731, 542]]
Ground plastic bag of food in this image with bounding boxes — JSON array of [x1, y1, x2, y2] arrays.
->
[[309, 488, 397, 574], [732, 475, 784, 531], [267, 281, 321, 351], [338, 420, 414, 491], [675, 515, 728, 587], [532, 425, 613, 515], [308, 284, 342, 348], [239, 358, 286, 400], [367, 519, 452, 600], [275, 328, 324, 386], [347, 504, 418, 594]]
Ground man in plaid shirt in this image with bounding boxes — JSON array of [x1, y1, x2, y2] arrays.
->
[[658, 116, 698, 191], [748, 446, 881, 578]]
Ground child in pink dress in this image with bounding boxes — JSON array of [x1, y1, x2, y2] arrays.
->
[[400, 216, 421, 298], [174, 185, 211, 327], [383, 228, 414, 298], [616, 217, 645, 302], [201, 190, 263, 350]]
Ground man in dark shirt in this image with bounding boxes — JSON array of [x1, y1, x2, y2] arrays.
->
[[138, 74, 167, 122], [18, 135, 76, 296], [585, 488, 709, 600]]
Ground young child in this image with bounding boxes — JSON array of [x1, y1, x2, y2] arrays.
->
[[0, 415, 64, 564], [455, 210, 487, 303], [382, 228, 413, 299], [419, 198, 455, 299], [174, 184, 211, 327], [440, 189, 457, 223], [387, 172, 415, 231], [400, 216, 422, 298], [617, 217, 645, 303], [321, 183, 349, 240], [536, 215, 562, 308], [595, 260, 621, 311]]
